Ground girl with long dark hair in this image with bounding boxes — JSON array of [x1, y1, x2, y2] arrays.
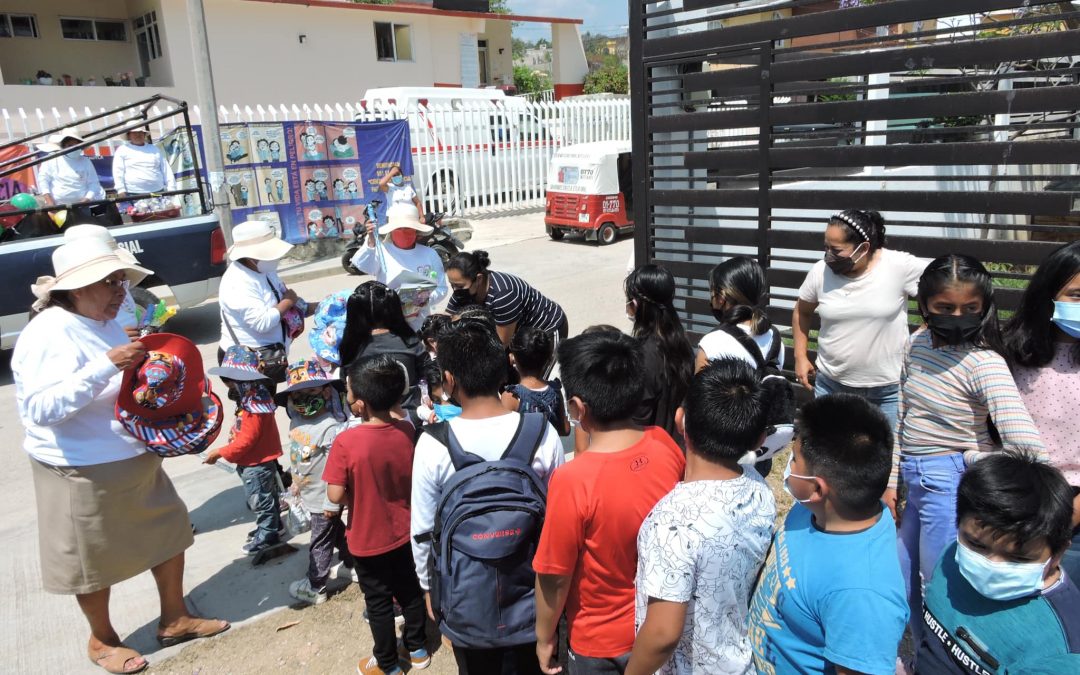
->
[[696, 256, 783, 373], [338, 281, 424, 402], [1003, 240, 1080, 581], [895, 254, 1047, 649], [625, 264, 694, 441]]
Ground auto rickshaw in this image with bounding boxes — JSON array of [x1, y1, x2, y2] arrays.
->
[[544, 140, 633, 245]]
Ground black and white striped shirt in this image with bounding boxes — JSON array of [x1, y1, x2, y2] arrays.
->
[[448, 271, 565, 332]]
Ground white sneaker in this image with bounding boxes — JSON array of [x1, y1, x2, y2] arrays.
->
[[289, 578, 327, 605], [333, 561, 360, 583]]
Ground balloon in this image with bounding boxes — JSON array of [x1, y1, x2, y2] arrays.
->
[[10, 192, 37, 210], [50, 209, 67, 228]]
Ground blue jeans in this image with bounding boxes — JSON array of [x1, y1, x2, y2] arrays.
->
[[814, 372, 899, 433], [898, 453, 966, 645], [237, 460, 282, 545]]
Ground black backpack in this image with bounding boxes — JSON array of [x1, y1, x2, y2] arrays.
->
[[415, 413, 548, 648]]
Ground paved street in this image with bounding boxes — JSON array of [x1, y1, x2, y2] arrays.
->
[[0, 211, 632, 673]]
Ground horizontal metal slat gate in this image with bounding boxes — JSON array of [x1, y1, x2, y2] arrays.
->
[[630, 1, 1080, 361]]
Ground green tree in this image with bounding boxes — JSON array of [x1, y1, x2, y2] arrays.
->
[[514, 65, 551, 94], [489, 0, 511, 14], [583, 61, 628, 95]]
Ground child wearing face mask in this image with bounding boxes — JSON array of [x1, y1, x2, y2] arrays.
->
[[278, 359, 354, 606], [380, 164, 426, 220], [895, 254, 1047, 654], [416, 358, 461, 424], [501, 326, 570, 435], [916, 452, 1080, 674]]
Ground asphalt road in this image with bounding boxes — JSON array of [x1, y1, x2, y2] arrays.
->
[[0, 214, 632, 673]]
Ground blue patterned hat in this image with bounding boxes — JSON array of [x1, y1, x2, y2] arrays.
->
[[309, 290, 350, 366], [207, 345, 269, 381]]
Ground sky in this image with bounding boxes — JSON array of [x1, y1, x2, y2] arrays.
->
[[506, 0, 629, 39]]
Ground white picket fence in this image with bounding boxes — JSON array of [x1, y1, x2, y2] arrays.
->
[[1, 97, 632, 215]]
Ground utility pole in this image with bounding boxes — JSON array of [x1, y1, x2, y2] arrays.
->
[[186, 0, 234, 244]]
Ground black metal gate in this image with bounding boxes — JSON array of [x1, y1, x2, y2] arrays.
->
[[630, 1, 1080, 356]]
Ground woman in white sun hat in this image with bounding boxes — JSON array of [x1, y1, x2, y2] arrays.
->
[[37, 127, 122, 226], [350, 202, 448, 331], [218, 219, 313, 371], [64, 224, 142, 335], [13, 239, 229, 675]]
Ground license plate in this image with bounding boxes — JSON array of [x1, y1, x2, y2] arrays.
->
[[578, 213, 590, 223]]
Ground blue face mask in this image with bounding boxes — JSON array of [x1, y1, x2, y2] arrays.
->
[[1052, 301, 1080, 339], [782, 454, 816, 504], [955, 538, 1050, 601], [391, 175, 405, 187], [433, 403, 462, 421]]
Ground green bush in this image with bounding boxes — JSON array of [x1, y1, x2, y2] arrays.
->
[[514, 65, 551, 94], [583, 63, 629, 95]]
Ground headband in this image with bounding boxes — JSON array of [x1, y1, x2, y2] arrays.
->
[[832, 212, 869, 243]]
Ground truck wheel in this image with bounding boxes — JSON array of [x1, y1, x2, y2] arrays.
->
[[598, 223, 617, 246], [130, 287, 160, 313], [548, 228, 565, 241], [341, 251, 360, 275]]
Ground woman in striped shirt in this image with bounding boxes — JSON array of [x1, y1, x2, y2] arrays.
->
[[445, 250, 568, 349], [895, 254, 1046, 652]]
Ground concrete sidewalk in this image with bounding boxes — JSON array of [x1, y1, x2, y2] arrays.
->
[[0, 208, 558, 673]]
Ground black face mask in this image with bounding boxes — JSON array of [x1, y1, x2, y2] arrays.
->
[[824, 244, 867, 276], [926, 312, 983, 346], [452, 288, 475, 307]]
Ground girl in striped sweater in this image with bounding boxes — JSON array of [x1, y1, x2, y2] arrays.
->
[[895, 254, 1046, 652]]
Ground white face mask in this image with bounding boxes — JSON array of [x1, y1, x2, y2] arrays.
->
[[256, 259, 279, 274], [782, 454, 816, 504], [955, 538, 1051, 601]]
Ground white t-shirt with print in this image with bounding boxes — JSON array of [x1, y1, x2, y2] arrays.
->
[[636, 475, 776, 675], [351, 241, 448, 330], [387, 182, 418, 209], [798, 249, 926, 387]]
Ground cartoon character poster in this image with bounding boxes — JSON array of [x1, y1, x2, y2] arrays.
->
[[248, 124, 286, 164], [298, 166, 332, 203], [330, 165, 362, 202], [220, 125, 250, 165], [160, 130, 201, 174], [303, 206, 343, 240], [225, 169, 257, 208], [325, 125, 359, 159], [256, 167, 289, 206], [295, 124, 327, 161]]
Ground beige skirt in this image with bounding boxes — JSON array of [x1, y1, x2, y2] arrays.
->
[[30, 452, 194, 595]]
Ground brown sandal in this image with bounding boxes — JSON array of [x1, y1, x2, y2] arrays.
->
[[156, 617, 230, 647], [88, 645, 148, 675]]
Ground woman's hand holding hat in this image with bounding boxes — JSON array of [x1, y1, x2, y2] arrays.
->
[[108, 341, 146, 370]]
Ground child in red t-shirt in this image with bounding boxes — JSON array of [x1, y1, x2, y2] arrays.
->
[[323, 354, 428, 675], [533, 332, 686, 674]]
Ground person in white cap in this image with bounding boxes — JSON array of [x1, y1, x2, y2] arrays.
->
[[14, 240, 229, 674], [64, 224, 142, 335], [350, 203, 447, 331], [37, 128, 120, 226], [219, 219, 310, 364], [112, 128, 175, 198]]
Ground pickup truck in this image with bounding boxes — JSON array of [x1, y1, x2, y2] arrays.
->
[[0, 95, 227, 349]]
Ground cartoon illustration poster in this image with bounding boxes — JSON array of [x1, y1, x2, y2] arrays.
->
[[220, 125, 251, 165], [256, 166, 289, 206], [248, 124, 286, 164], [224, 169, 257, 208]]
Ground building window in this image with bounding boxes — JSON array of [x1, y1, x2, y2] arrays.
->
[[60, 17, 128, 42], [0, 13, 39, 38], [374, 22, 412, 61], [135, 12, 162, 60]]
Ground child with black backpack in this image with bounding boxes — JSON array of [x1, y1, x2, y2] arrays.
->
[[502, 326, 570, 435], [534, 331, 686, 674], [410, 319, 565, 674]]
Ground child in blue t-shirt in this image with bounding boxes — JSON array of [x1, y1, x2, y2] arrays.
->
[[749, 393, 908, 675], [501, 326, 570, 435], [916, 452, 1080, 674]]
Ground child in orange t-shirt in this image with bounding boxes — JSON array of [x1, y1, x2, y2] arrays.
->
[[533, 331, 686, 674]]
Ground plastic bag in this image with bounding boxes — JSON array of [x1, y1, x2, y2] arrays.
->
[[281, 490, 311, 536]]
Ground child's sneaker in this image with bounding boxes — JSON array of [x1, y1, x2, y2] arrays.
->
[[241, 536, 279, 556], [398, 646, 431, 670], [357, 656, 402, 675], [289, 578, 327, 605], [333, 560, 359, 583]]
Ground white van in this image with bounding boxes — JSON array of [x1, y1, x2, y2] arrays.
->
[[357, 87, 556, 213]]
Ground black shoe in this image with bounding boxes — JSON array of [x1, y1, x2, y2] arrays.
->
[[242, 536, 280, 556]]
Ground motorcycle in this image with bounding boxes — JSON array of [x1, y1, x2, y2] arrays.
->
[[341, 203, 463, 274]]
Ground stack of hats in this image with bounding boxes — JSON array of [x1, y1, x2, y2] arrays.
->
[[309, 290, 350, 367], [115, 334, 223, 457]]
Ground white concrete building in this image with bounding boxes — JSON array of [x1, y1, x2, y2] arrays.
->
[[0, 0, 590, 111]]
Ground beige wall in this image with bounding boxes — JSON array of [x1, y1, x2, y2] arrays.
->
[[0, 0, 140, 84], [480, 19, 513, 86]]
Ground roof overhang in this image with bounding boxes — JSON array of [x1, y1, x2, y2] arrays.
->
[[244, 0, 583, 24]]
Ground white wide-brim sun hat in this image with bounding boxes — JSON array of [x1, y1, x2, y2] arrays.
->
[[227, 219, 293, 262], [64, 224, 139, 265], [381, 203, 433, 235], [37, 126, 86, 153], [31, 239, 152, 310]]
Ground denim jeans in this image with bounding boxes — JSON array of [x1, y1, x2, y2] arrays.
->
[[898, 453, 966, 646], [813, 372, 899, 433], [237, 460, 282, 544]]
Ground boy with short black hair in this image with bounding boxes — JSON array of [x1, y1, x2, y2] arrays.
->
[[916, 452, 1080, 673], [749, 393, 907, 675], [411, 320, 565, 675], [323, 355, 428, 675], [534, 331, 686, 674], [628, 358, 776, 675]]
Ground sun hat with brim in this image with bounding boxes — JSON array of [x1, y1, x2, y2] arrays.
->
[[115, 333, 224, 457], [309, 290, 350, 365], [273, 358, 344, 406], [382, 204, 433, 236], [207, 345, 271, 381], [64, 224, 140, 265], [227, 219, 293, 262], [31, 239, 151, 311], [37, 126, 85, 153]]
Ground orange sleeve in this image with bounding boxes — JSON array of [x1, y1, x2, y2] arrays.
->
[[533, 464, 585, 576], [217, 411, 269, 463]]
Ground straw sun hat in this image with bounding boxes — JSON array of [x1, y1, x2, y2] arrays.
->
[[382, 204, 433, 235], [36, 126, 86, 153], [227, 219, 293, 262], [30, 239, 151, 312]]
